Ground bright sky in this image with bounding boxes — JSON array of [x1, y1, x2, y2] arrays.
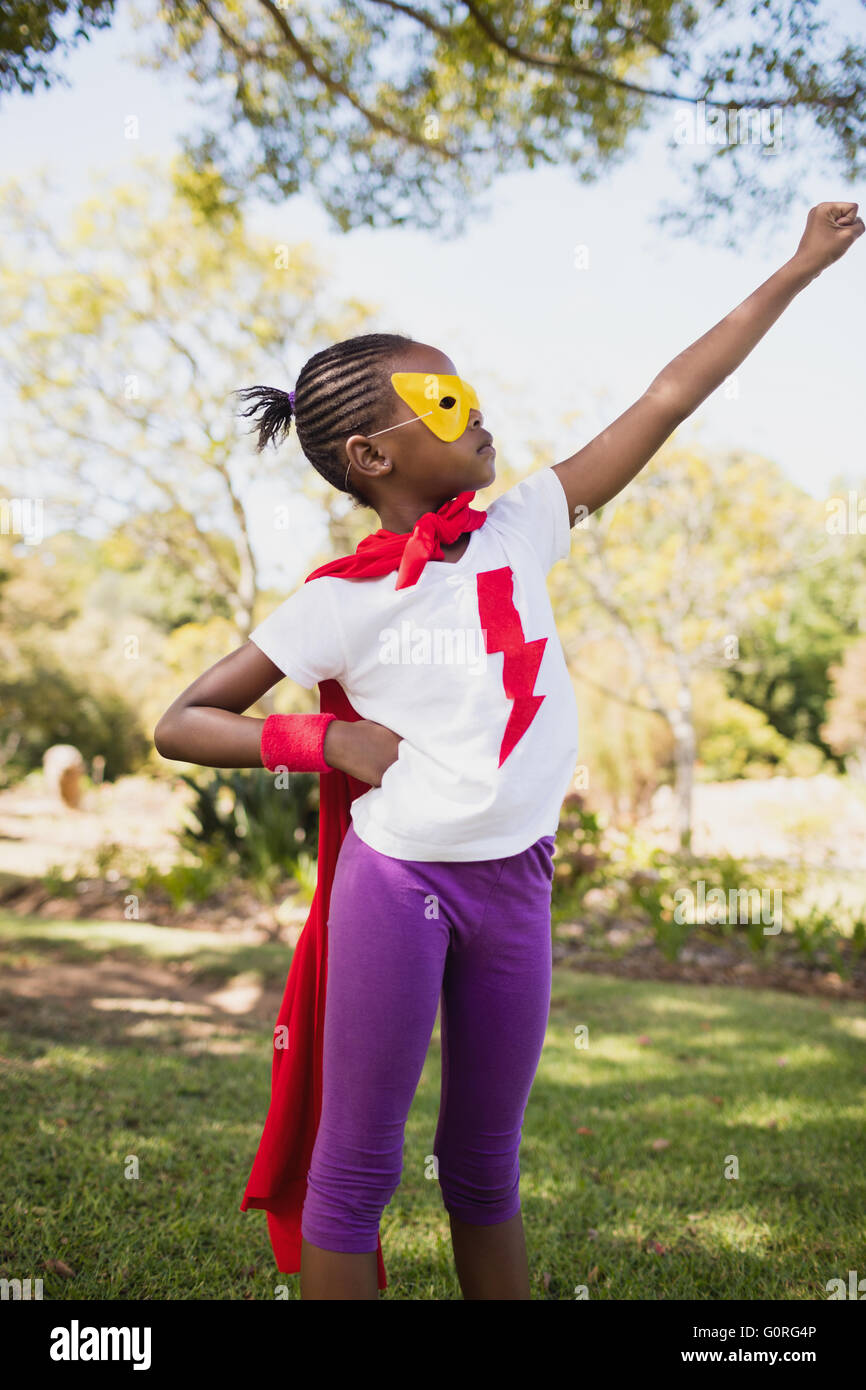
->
[[2, 2, 864, 587]]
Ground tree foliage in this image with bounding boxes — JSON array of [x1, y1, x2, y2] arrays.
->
[[722, 524, 866, 760], [2, 1, 864, 242], [822, 635, 866, 775], [0, 658, 150, 784], [0, 0, 114, 96], [0, 510, 226, 781], [0, 159, 379, 640], [549, 441, 850, 844]]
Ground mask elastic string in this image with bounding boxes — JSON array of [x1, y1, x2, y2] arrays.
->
[[345, 410, 436, 491], [367, 411, 434, 438]]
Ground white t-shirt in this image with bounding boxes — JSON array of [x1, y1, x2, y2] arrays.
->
[[250, 465, 579, 861]]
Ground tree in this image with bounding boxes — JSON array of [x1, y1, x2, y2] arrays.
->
[[0, 504, 231, 777], [0, 0, 113, 97], [2, 1, 864, 244], [549, 441, 831, 848], [822, 636, 866, 779], [721, 511, 866, 762], [0, 159, 380, 642]]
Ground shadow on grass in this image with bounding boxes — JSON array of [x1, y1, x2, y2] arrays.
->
[[0, 915, 296, 987], [1, 916, 865, 1299]]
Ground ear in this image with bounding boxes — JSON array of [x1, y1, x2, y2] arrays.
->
[[344, 433, 393, 484]]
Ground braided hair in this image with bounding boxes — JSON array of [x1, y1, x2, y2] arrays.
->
[[234, 332, 416, 509]]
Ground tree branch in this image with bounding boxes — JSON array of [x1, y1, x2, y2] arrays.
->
[[253, 0, 456, 157], [365, 0, 453, 42], [459, 0, 857, 112], [460, 0, 720, 106]]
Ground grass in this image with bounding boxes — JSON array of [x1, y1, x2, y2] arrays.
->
[[1, 913, 864, 1300], [0, 915, 295, 986]]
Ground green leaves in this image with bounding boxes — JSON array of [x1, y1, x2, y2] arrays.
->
[[4, 1, 864, 242], [0, 1, 115, 98]]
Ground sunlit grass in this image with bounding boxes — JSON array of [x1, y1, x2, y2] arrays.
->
[[1, 913, 864, 1299]]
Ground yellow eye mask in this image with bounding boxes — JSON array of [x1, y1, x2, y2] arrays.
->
[[368, 372, 481, 444]]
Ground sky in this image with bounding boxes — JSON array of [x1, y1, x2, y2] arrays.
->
[[1, 1, 864, 587]]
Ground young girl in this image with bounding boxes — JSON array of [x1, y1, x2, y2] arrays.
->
[[154, 202, 861, 1301]]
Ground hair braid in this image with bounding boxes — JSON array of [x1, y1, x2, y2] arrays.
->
[[234, 332, 415, 509]]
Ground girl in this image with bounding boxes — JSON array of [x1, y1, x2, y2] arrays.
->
[[154, 202, 861, 1301]]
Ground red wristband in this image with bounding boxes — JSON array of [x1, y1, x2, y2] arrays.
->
[[261, 712, 337, 773]]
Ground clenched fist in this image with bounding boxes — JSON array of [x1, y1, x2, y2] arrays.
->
[[793, 202, 864, 277], [323, 718, 403, 787]]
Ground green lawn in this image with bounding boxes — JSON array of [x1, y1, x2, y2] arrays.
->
[[1, 914, 864, 1300]]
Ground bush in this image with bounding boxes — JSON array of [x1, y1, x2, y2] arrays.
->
[[176, 767, 320, 900], [552, 801, 865, 976], [42, 862, 78, 898], [134, 854, 232, 909], [550, 792, 610, 918], [695, 682, 791, 781], [0, 662, 150, 786]]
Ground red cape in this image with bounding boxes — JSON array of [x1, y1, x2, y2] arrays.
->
[[240, 492, 487, 1291], [239, 678, 388, 1286]]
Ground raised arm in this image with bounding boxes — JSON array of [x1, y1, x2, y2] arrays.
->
[[551, 201, 864, 522]]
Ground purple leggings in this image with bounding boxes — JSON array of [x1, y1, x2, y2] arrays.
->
[[300, 820, 556, 1254]]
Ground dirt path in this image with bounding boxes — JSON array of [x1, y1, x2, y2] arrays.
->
[[0, 775, 190, 879]]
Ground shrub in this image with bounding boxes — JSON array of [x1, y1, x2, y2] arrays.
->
[[176, 767, 320, 900], [551, 793, 608, 898], [0, 662, 150, 786], [134, 854, 232, 909]]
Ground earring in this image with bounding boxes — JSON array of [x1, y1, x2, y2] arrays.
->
[[345, 458, 351, 491]]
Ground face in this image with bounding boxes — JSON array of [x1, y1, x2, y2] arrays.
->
[[344, 342, 496, 507]]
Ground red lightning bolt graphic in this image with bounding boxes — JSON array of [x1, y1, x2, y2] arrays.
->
[[476, 567, 547, 767]]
